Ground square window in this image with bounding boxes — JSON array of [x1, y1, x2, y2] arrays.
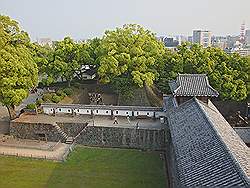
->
[[126, 112, 128, 114], [106, 111, 109, 114]]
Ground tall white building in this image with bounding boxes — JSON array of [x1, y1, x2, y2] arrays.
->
[[193, 30, 212, 47], [245, 30, 250, 46]]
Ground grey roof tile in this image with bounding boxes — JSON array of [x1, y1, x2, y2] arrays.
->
[[169, 74, 219, 97], [167, 98, 250, 187]]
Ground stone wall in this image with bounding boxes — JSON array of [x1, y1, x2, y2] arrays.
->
[[57, 122, 87, 137], [10, 122, 61, 142], [75, 126, 166, 150], [10, 121, 167, 150]]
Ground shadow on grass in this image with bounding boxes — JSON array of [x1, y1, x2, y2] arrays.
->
[[45, 147, 167, 188]]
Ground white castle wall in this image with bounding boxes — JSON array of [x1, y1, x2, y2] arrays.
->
[[42, 104, 164, 119]]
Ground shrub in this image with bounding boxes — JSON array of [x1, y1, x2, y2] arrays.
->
[[51, 95, 61, 103], [42, 93, 53, 102], [26, 103, 36, 110], [56, 89, 66, 97], [35, 99, 43, 106], [63, 88, 73, 96]]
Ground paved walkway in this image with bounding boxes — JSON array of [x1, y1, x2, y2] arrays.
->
[[0, 137, 70, 161], [14, 114, 166, 130]]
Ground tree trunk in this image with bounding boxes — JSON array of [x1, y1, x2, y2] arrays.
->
[[6, 105, 16, 120], [68, 80, 71, 87]]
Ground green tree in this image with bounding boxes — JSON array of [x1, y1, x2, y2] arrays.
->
[[156, 43, 249, 101], [51, 37, 80, 86], [0, 15, 38, 119], [97, 24, 165, 88]]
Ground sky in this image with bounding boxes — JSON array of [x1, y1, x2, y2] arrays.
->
[[1, 0, 250, 41]]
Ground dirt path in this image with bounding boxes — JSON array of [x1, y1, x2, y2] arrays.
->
[[0, 142, 70, 161]]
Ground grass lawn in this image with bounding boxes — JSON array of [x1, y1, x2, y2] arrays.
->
[[0, 147, 167, 188]]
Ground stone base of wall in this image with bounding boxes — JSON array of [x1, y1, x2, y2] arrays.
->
[[10, 122, 167, 150], [10, 122, 60, 142], [76, 126, 166, 150]]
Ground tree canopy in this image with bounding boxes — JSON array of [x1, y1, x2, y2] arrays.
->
[[0, 15, 38, 119], [156, 43, 249, 101], [97, 24, 165, 88]]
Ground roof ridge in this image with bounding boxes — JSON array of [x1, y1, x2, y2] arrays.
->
[[205, 76, 219, 96], [194, 99, 250, 185], [178, 73, 207, 76]]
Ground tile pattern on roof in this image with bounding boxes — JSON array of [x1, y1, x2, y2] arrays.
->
[[41, 103, 163, 111], [169, 74, 219, 97], [167, 98, 249, 187], [200, 100, 250, 178]]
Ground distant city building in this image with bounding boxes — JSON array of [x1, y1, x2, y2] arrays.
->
[[163, 37, 179, 47], [192, 30, 212, 47], [187, 36, 193, 43], [245, 30, 250, 46], [239, 22, 246, 44], [36, 38, 52, 47], [211, 36, 227, 49], [233, 48, 250, 56], [226, 35, 239, 49]]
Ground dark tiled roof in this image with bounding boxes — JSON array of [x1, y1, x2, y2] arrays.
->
[[167, 98, 250, 187], [163, 95, 175, 111], [41, 103, 163, 111], [84, 68, 96, 76], [169, 74, 219, 97]]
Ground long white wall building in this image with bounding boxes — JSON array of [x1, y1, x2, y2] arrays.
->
[[41, 103, 165, 118]]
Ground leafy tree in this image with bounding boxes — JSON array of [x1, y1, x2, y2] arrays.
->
[[97, 24, 165, 88], [156, 42, 249, 101], [52, 37, 80, 86], [0, 15, 38, 119]]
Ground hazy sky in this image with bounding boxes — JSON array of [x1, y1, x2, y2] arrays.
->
[[1, 0, 250, 41]]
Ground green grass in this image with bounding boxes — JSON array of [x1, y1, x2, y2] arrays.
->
[[0, 147, 167, 188]]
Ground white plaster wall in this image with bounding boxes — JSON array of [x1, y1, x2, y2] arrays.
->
[[155, 112, 167, 118], [43, 107, 53, 114], [56, 107, 72, 114], [134, 111, 154, 117], [76, 109, 92, 115], [93, 109, 111, 116], [113, 110, 132, 116]]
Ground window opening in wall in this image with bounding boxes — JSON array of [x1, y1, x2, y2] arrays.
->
[[51, 109, 53, 111], [68, 109, 71, 112], [96, 110, 99, 113], [126, 112, 128, 114], [106, 111, 109, 114], [147, 112, 149, 115], [77, 109, 80, 112], [87, 110, 89, 113], [116, 111, 118, 114], [137, 112, 139, 115], [59, 109, 61, 112]]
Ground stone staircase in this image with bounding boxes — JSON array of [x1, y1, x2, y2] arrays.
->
[[53, 122, 90, 145], [54, 123, 70, 143], [65, 137, 74, 144]]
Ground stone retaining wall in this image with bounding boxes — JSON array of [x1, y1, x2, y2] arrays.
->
[[10, 122, 61, 142], [57, 122, 87, 137], [10, 122, 167, 150], [75, 126, 166, 150]]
